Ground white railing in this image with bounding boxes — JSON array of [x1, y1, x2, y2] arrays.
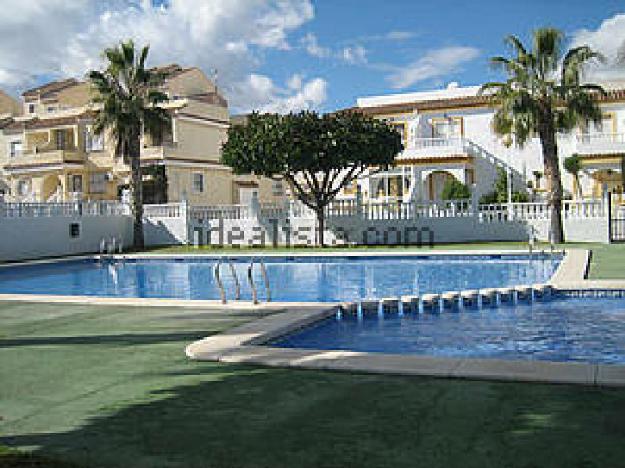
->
[[400, 136, 467, 161], [410, 136, 464, 149], [139, 198, 610, 223], [575, 133, 625, 154], [143, 203, 183, 218], [190, 204, 250, 220], [563, 199, 605, 218], [364, 199, 473, 220], [0, 201, 129, 218]]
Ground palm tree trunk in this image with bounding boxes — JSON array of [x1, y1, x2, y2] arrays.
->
[[129, 128, 145, 250], [621, 156, 625, 195], [316, 206, 325, 247], [539, 117, 565, 244]]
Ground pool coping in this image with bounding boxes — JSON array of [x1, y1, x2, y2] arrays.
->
[[0, 248, 571, 308], [185, 299, 625, 388]]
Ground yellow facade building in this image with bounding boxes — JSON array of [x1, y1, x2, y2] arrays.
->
[[0, 65, 283, 205]]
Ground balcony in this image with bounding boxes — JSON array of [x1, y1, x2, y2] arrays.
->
[[574, 133, 625, 155], [141, 141, 178, 161], [398, 136, 468, 161], [4, 147, 84, 171]]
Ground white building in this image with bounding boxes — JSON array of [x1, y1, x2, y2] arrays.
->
[[350, 81, 625, 202]]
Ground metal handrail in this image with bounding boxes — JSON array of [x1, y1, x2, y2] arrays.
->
[[247, 260, 258, 305], [214, 260, 226, 304], [259, 259, 271, 302], [227, 258, 241, 300]]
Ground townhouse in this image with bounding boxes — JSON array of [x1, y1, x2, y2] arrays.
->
[[350, 81, 625, 203], [0, 65, 283, 205]]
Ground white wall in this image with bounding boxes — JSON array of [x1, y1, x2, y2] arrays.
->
[[0, 215, 132, 262]]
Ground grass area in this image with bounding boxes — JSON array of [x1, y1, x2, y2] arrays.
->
[[2, 302, 625, 467], [146, 241, 625, 280]]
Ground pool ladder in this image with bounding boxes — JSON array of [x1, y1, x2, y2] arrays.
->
[[213, 258, 241, 304], [213, 258, 271, 304], [247, 258, 271, 305]]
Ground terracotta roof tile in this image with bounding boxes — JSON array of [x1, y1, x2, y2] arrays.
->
[[22, 78, 81, 99]]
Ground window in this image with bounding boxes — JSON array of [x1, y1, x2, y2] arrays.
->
[[89, 173, 107, 194], [9, 141, 22, 157], [70, 175, 83, 193], [586, 114, 614, 135], [55, 130, 66, 150], [69, 223, 81, 238], [28, 104, 35, 114], [272, 181, 284, 196], [432, 117, 462, 139], [85, 130, 104, 152], [17, 180, 29, 196], [192, 173, 204, 193]]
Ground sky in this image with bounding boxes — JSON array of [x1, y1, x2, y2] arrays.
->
[[0, 0, 624, 114]]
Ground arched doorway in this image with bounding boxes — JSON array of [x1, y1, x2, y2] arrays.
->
[[426, 171, 455, 201]]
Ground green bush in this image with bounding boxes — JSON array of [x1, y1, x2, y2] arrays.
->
[[479, 167, 529, 204], [441, 178, 471, 200]]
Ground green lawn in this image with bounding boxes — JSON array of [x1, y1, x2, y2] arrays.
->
[[2, 300, 625, 468], [147, 241, 625, 280]]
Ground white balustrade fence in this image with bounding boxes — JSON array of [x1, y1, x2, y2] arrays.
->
[[0, 200, 129, 218]]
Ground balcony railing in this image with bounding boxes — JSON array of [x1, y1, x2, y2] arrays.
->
[[400, 136, 467, 160], [574, 133, 625, 155], [4, 148, 83, 169]]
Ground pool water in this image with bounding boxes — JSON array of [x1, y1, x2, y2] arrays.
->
[[0, 254, 560, 302], [270, 297, 625, 364]]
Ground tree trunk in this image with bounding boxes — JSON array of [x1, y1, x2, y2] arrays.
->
[[538, 113, 564, 244], [316, 207, 325, 247], [129, 129, 145, 250], [621, 156, 625, 195]]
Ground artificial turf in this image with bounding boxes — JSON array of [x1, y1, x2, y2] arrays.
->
[[2, 300, 625, 468]]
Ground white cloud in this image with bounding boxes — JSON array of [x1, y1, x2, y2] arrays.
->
[[571, 13, 625, 84], [386, 46, 480, 89], [341, 45, 367, 65], [0, 0, 319, 112], [233, 73, 327, 114], [384, 31, 416, 41], [300, 33, 368, 65], [300, 32, 331, 58]]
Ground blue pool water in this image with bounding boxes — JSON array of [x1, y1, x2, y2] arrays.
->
[[271, 297, 625, 364], [0, 254, 560, 302]]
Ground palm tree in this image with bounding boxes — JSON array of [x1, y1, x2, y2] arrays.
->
[[480, 28, 605, 242], [564, 154, 583, 199], [88, 40, 170, 249]]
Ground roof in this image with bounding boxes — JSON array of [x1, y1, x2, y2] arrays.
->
[[22, 78, 82, 99], [3, 113, 93, 132], [188, 92, 228, 108], [353, 86, 625, 116], [151, 64, 192, 80], [357, 84, 482, 108]]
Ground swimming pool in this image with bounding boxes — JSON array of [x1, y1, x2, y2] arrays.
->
[[270, 296, 625, 364], [0, 254, 560, 302]]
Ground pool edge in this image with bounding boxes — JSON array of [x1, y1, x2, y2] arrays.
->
[[185, 296, 625, 388]]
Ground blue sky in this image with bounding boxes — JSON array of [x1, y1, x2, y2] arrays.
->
[[1, 1, 624, 113], [264, 0, 625, 111]]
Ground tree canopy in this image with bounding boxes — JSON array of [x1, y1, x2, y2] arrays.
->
[[222, 110, 403, 245]]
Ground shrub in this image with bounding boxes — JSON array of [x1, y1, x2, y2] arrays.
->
[[441, 178, 471, 200]]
